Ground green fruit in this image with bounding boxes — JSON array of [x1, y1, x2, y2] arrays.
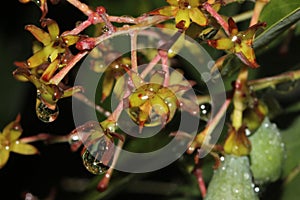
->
[[205, 155, 258, 200], [249, 116, 285, 185]]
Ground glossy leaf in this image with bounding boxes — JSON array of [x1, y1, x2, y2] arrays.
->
[[254, 2, 300, 53]]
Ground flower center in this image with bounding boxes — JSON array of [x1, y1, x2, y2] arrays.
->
[[179, 0, 192, 9]]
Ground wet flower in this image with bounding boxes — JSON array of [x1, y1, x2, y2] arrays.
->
[[124, 69, 199, 131], [150, 0, 210, 30], [89, 48, 130, 102], [14, 18, 80, 82], [13, 68, 83, 123], [0, 114, 39, 169], [207, 17, 266, 68], [224, 124, 251, 156]]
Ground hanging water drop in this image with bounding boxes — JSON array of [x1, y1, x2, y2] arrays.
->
[[35, 98, 59, 123], [82, 149, 109, 175], [81, 136, 114, 175]]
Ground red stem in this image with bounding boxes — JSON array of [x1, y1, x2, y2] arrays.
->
[[203, 2, 230, 36], [193, 168, 207, 198]]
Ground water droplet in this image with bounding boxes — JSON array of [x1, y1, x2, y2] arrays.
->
[[245, 128, 251, 136], [243, 172, 250, 180], [254, 186, 260, 193], [35, 99, 59, 123], [82, 149, 109, 175], [220, 156, 225, 162], [81, 136, 114, 175], [199, 103, 211, 121]]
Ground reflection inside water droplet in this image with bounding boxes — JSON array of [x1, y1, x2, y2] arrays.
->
[[81, 149, 109, 175], [35, 98, 59, 123]]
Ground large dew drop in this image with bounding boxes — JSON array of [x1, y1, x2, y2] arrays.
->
[[81, 149, 109, 175], [35, 98, 59, 123], [81, 136, 114, 175]]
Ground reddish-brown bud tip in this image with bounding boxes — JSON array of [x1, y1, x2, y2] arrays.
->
[[96, 6, 107, 15], [76, 38, 96, 50]]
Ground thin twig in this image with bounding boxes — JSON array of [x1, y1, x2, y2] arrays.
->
[[248, 69, 300, 91], [130, 30, 138, 72], [49, 51, 88, 85], [203, 2, 230, 36], [232, 10, 254, 23], [19, 133, 69, 144], [73, 92, 111, 117], [97, 137, 125, 191]]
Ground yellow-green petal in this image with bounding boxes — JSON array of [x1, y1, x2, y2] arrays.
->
[[10, 142, 39, 155], [2, 122, 22, 142], [48, 48, 59, 63], [167, 0, 179, 6], [62, 35, 80, 46], [25, 25, 51, 46], [44, 19, 60, 40], [149, 71, 164, 85], [189, 8, 208, 26], [139, 101, 152, 123], [235, 42, 259, 68], [41, 59, 59, 82], [0, 149, 10, 169], [156, 6, 178, 17], [27, 45, 54, 68], [101, 71, 115, 102], [188, 0, 200, 7], [151, 96, 169, 116], [209, 38, 234, 50], [175, 9, 191, 29]]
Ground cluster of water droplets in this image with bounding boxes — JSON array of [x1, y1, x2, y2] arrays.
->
[[205, 155, 259, 200], [249, 116, 285, 185]]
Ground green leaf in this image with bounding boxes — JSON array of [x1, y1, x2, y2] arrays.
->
[[253, 2, 300, 53], [281, 171, 300, 200], [259, 1, 300, 30], [281, 115, 300, 178]]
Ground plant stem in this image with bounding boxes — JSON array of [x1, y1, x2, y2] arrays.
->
[[130, 30, 138, 72], [73, 92, 111, 117], [188, 98, 231, 154], [231, 66, 248, 130], [248, 69, 300, 91], [19, 133, 69, 144], [249, 0, 270, 26], [232, 10, 254, 23], [49, 51, 88, 85], [203, 2, 230, 36], [97, 138, 125, 191]]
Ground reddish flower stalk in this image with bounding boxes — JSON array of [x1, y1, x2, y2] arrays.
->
[[193, 167, 207, 198], [203, 2, 230, 36], [97, 138, 124, 191], [49, 51, 88, 85], [130, 30, 138, 72], [250, 0, 270, 26], [19, 133, 69, 144]]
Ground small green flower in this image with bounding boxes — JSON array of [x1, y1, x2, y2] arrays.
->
[[150, 0, 210, 30], [207, 18, 266, 68], [0, 115, 39, 169], [15, 18, 80, 82]]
